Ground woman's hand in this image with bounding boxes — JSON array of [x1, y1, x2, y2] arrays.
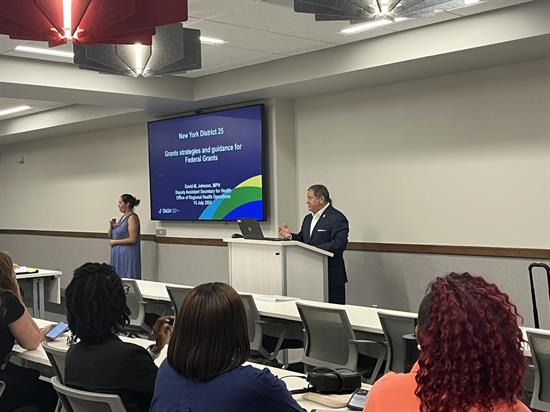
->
[[109, 240, 118, 246], [39, 324, 56, 341], [150, 316, 175, 355]]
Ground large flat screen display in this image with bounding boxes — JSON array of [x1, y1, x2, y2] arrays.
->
[[148, 104, 266, 221]]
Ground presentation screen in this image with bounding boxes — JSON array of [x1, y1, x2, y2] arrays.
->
[[148, 104, 266, 221]]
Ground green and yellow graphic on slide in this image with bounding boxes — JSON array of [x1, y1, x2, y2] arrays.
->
[[199, 175, 263, 220]]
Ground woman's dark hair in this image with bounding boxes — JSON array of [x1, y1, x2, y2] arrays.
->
[[308, 184, 332, 204], [167, 282, 249, 381], [0, 251, 20, 321], [120, 194, 140, 209], [415, 272, 526, 412], [66, 262, 130, 344]]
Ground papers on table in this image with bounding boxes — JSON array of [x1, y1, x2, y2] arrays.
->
[[15, 266, 39, 274], [253, 294, 299, 302]]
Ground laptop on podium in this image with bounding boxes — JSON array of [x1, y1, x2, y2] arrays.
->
[[237, 219, 283, 241]]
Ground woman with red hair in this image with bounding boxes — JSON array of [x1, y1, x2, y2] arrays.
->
[[364, 272, 529, 412]]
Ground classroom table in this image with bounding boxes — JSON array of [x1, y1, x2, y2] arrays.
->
[[130, 278, 418, 336], [131, 279, 536, 359], [11, 319, 365, 411], [16, 269, 61, 318]]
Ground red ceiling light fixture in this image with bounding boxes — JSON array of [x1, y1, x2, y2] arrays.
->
[[0, 0, 189, 47]]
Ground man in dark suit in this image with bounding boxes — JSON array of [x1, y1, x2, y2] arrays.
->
[[279, 184, 349, 304]]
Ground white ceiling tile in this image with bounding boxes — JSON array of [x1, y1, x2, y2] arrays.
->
[[207, 2, 351, 41], [4, 40, 74, 64], [201, 43, 273, 68], [187, 0, 252, 20], [446, 0, 534, 17], [184, 20, 328, 54]]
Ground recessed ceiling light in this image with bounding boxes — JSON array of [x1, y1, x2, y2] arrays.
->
[[340, 18, 407, 35], [464, 0, 480, 4], [0, 105, 32, 118], [199, 36, 226, 45], [14, 45, 74, 58]]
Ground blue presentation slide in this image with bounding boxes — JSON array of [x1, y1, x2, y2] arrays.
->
[[148, 105, 265, 221]]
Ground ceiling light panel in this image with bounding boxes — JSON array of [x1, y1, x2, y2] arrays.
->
[[0, 105, 32, 117], [14, 45, 74, 58]]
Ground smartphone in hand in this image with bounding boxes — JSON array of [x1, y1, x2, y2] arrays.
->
[[45, 321, 69, 341]]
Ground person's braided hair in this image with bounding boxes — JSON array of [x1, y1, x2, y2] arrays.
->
[[66, 262, 130, 344]]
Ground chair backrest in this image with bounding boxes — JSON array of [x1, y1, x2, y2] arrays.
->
[[529, 263, 550, 329], [51, 376, 127, 412], [166, 285, 193, 317], [43, 341, 68, 383], [1, 352, 11, 371], [297, 302, 357, 369], [378, 312, 417, 373], [121, 279, 146, 327], [527, 329, 550, 411], [241, 294, 263, 350], [402, 333, 420, 373]]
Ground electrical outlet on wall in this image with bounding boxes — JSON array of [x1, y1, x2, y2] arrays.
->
[[156, 228, 166, 236]]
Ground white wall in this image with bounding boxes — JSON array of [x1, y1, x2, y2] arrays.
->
[[295, 59, 550, 248], [0, 123, 155, 233]]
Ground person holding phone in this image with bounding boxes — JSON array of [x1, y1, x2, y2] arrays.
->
[[44, 321, 69, 341], [65, 262, 174, 412], [109, 193, 141, 279], [0, 250, 58, 412]]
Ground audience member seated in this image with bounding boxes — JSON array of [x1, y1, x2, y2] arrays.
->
[[64, 262, 173, 412], [0, 250, 58, 412], [364, 272, 529, 412], [150, 282, 305, 412]]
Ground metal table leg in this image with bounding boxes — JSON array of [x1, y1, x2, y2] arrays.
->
[[38, 278, 46, 319], [32, 278, 39, 318]]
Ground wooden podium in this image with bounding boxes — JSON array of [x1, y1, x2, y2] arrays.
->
[[223, 238, 333, 302]]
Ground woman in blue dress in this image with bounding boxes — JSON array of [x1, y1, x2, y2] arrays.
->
[[109, 194, 141, 279]]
